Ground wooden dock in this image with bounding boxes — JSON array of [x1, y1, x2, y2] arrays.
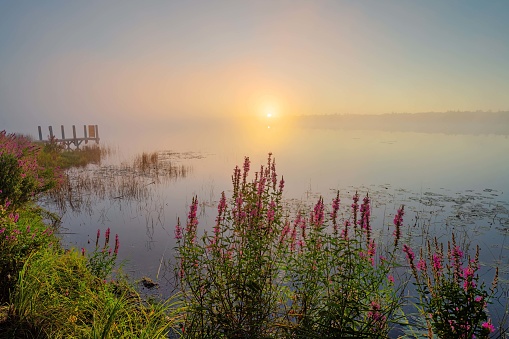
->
[[38, 125, 100, 149]]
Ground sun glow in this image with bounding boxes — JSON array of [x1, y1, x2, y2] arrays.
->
[[264, 105, 277, 119]]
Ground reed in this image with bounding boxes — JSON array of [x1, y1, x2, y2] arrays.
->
[[48, 150, 192, 213]]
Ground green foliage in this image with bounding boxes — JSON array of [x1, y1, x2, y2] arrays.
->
[[86, 228, 120, 280], [176, 155, 405, 338], [404, 236, 497, 338], [0, 131, 61, 208], [37, 140, 103, 170], [4, 248, 183, 338], [0, 202, 58, 302], [0, 129, 182, 338]]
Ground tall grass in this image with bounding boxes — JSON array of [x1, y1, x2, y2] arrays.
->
[[4, 248, 183, 338], [48, 150, 191, 213]]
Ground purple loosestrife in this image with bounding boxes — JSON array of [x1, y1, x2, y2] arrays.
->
[[213, 192, 227, 245], [403, 244, 415, 262], [186, 196, 199, 244], [482, 321, 495, 333], [9, 213, 19, 223], [175, 217, 183, 240], [368, 300, 386, 325], [266, 152, 272, 178], [95, 229, 100, 247], [403, 244, 417, 277], [341, 220, 350, 239], [393, 205, 404, 247], [267, 200, 276, 226], [330, 191, 340, 235], [295, 212, 307, 240], [232, 166, 241, 198], [311, 197, 324, 228], [449, 234, 463, 283], [360, 194, 371, 242], [351, 192, 359, 230], [104, 227, 110, 246], [279, 220, 291, 245], [417, 259, 427, 271], [432, 253, 443, 275], [367, 240, 376, 266], [114, 234, 120, 255], [242, 156, 250, 188], [271, 157, 277, 190], [290, 224, 297, 252], [387, 275, 395, 284]]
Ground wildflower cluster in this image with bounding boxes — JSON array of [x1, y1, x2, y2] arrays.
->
[[175, 154, 404, 338], [85, 227, 120, 279], [0, 130, 61, 208], [403, 234, 498, 338]]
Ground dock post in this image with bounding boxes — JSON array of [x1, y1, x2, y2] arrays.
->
[[38, 126, 42, 141], [72, 125, 77, 148], [95, 125, 99, 143], [61, 125, 65, 139], [84, 125, 88, 144], [49, 126, 54, 139]]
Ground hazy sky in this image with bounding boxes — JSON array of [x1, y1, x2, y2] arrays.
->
[[1, 1, 509, 133]]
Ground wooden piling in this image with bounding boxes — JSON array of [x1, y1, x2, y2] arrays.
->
[[37, 125, 99, 149]]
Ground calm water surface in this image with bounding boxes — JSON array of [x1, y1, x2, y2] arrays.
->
[[48, 122, 509, 320]]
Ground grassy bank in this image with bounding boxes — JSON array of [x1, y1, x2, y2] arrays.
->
[[0, 131, 182, 338]]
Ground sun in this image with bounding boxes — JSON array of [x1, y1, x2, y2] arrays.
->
[[265, 105, 276, 118]]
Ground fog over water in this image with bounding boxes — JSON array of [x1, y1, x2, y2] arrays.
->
[[39, 119, 508, 296]]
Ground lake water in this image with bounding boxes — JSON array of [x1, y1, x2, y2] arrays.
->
[[44, 118, 509, 326]]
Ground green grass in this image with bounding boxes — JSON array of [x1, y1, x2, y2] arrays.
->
[[0, 187, 182, 338], [37, 142, 108, 169], [0, 246, 183, 338]]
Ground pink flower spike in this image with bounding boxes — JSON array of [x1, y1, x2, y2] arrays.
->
[[114, 234, 120, 255], [403, 244, 415, 263], [95, 229, 100, 247], [105, 228, 110, 245], [175, 219, 182, 240], [387, 275, 395, 284], [482, 321, 495, 333]]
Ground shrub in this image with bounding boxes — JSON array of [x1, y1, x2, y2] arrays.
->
[[0, 130, 61, 208]]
